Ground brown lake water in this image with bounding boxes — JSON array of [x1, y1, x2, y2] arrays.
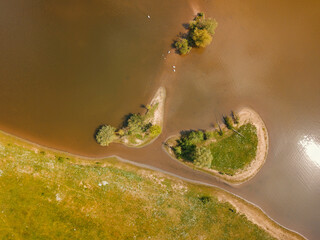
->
[[1, 0, 320, 239]]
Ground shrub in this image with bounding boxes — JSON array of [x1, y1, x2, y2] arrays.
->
[[193, 147, 213, 168], [205, 131, 215, 140], [175, 38, 192, 55], [232, 111, 240, 124], [217, 126, 224, 136], [117, 129, 125, 137], [223, 116, 233, 130], [95, 125, 116, 146], [191, 28, 212, 48], [149, 125, 162, 136], [173, 146, 182, 158]]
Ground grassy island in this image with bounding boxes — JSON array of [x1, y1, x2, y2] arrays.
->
[[164, 108, 269, 184], [0, 130, 304, 239], [174, 12, 218, 55], [95, 87, 166, 148]]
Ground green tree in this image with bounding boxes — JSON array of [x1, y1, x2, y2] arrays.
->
[[193, 147, 213, 168], [223, 116, 233, 130], [174, 38, 192, 55], [191, 28, 212, 48], [189, 13, 218, 36], [127, 114, 145, 135], [149, 125, 162, 136], [95, 125, 116, 146]]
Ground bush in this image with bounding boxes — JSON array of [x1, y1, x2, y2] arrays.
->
[[117, 129, 125, 137], [173, 146, 182, 158], [217, 126, 224, 136], [223, 116, 233, 130], [205, 131, 215, 140], [95, 125, 116, 146], [193, 147, 213, 168], [149, 125, 162, 136], [175, 38, 192, 55], [232, 111, 240, 124], [191, 28, 212, 48]]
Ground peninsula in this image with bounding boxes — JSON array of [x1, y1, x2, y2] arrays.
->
[[95, 87, 166, 148], [164, 107, 269, 184]]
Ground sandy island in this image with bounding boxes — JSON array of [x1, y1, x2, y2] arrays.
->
[[120, 86, 166, 148], [164, 107, 269, 185]]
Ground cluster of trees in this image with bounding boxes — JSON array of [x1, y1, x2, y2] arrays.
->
[[175, 12, 218, 55], [172, 111, 241, 168], [173, 130, 212, 168], [95, 104, 162, 146]]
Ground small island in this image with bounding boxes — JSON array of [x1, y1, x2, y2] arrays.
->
[[174, 12, 218, 55], [95, 87, 166, 148], [164, 107, 269, 184]]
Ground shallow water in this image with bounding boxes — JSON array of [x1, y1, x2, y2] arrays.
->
[[1, 0, 320, 238]]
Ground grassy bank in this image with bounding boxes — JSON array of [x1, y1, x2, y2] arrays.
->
[[164, 108, 269, 184], [0, 130, 303, 239]]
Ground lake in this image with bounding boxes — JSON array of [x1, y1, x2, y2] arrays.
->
[[0, 0, 319, 238]]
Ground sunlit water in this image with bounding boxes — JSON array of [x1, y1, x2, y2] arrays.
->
[[0, 0, 320, 239]]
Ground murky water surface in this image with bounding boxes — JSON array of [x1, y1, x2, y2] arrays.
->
[[1, 0, 320, 238]]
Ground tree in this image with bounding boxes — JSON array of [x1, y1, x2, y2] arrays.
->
[[127, 114, 145, 135], [189, 13, 218, 36], [193, 147, 213, 168], [149, 125, 162, 136], [175, 38, 192, 55], [95, 125, 116, 146], [191, 28, 212, 48], [223, 116, 233, 129]]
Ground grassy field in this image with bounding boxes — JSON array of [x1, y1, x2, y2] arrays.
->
[[209, 124, 258, 175], [0, 132, 276, 240], [169, 123, 258, 176]]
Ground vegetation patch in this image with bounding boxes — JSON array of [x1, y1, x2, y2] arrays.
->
[[0, 131, 276, 240], [168, 112, 258, 176], [174, 12, 218, 55], [95, 87, 165, 148]]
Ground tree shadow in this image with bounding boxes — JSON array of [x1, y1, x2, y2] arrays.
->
[[140, 104, 147, 110], [121, 113, 133, 128], [93, 124, 105, 141], [182, 22, 189, 29]]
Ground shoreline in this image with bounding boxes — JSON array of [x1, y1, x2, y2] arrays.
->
[[116, 86, 166, 148], [0, 128, 305, 240], [164, 107, 269, 185]]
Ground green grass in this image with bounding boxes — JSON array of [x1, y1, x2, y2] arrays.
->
[[209, 124, 258, 175], [171, 123, 258, 176], [0, 132, 274, 240]]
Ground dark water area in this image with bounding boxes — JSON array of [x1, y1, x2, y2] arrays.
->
[[1, 0, 320, 239]]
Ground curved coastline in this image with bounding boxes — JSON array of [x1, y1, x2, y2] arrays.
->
[[115, 86, 166, 148], [0, 128, 304, 240], [164, 107, 269, 185]]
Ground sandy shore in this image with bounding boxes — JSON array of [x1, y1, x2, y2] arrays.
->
[[120, 86, 166, 148], [164, 107, 269, 185], [213, 187, 305, 240]]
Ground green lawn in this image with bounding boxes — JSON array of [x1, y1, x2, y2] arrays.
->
[[210, 124, 258, 175], [0, 132, 273, 240]]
